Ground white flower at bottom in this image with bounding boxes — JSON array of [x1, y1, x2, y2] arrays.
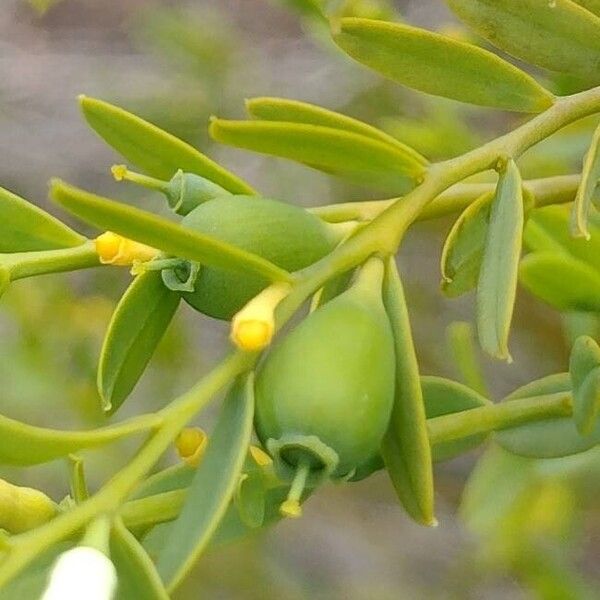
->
[[41, 546, 118, 600]]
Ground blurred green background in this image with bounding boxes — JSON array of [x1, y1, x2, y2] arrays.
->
[[1, 0, 599, 598]]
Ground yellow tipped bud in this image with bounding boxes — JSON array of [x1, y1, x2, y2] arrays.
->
[[249, 445, 272, 467], [111, 164, 128, 181], [279, 499, 302, 519], [233, 320, 273, 352], [0, 479, 56, 533], [230, 282, 292, 352], [176, 428, 208, 467], [95, 231, 160, 266]]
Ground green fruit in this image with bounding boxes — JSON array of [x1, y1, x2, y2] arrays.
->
[[254, 259, 395, 483], [163, 196, 338, 320]]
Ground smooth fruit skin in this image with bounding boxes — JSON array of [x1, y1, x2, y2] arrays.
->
[[176, 196, 337, 320], [255, 288, 396, 478]]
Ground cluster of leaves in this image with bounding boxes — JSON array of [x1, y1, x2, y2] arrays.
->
[[1, 0, 600, 598]]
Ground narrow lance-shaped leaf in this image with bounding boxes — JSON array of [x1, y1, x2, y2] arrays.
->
[[440, 192, 492, 297], [209, 118, 427, 183], [442, 190, 534, 298], [234, 471, 266, 529], [446, 321, 489, 397], [574, 0, 600, 17], [381, 257, 435, 527], [574, 368, 600, 436], [519, 252, 600, 312], [79, 96, 255, 194], [446, 0, 600, 83], [98, 271, 181, 415], [495, 373, 600, 458], [460, 445, 536, 538], [0, 186, 85, 252], [569, 336, 600, 434], [157, 374, 255, 591], [111, 519, 169, 600], [332, 18, 555, 112], [571, 122, 600, 239], [246, 96, 413, 152], [0, 412, 158, 466], [476, 159, 524, 361], [50, 180, 292, 284], [524, 204, 600, 268]]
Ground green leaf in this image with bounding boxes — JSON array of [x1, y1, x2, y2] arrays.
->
[[133, 464, 195, 500], [477, 159, 524, 361], [0, 186, 85, 252], [496, 373, 600, 457], [332, 18, 554, 112], [446, 0, 600, 83], [569, 336, 600, 434], [441, 192, 492, 297], [79, 96, 255, 194], [571, 122, 600, 238], [209, 118, 427, 184], [446, 321, 489, 397], [519, 252, 600, 312], [156, 374, 255, 591], [0, 412, 158, 466], [246, 96, 413, 152], [98, 271, 180, 415], [460, 444, 536, 538], [421, 376, 492, 461], [0, 542, 71, 599], [234, 471, 266, 529], [574, 368, 600, 436], [524, 204, 600, 269], [381, 258, 435, 527], [50, 180, 292, 284], [111, 520, 169, 600], [574, 0, 600, 16]]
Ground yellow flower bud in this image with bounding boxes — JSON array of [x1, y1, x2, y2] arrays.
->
[[110, 164, 128, 182], [175, 428, 208, 467], [230, 282, 292, 352], [95, 232, 159, 266], [279, 499, 302, 519], [0, 478, 56, 533], [249, 445, 272, 467]]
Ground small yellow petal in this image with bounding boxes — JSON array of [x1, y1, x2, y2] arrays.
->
[[176, 428, 208, 467], [249, 445, 272, 467], [95, 232, 122, 264], [95, 232, 159, 266], [232, 319, 273, 351], [111, 164, 128, 181], [279, 499, 302, 519]]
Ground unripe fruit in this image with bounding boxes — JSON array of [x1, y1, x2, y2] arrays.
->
[[254, 258, 395, 501], [164, 196, 339, 320]]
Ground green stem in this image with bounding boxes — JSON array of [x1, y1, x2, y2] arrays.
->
[[112, 165, 169, 193], [311, 174, 580, 223], [427, 393, 572, 446], [0, 352, 250, 587], [3, 86, 600, 588], [2, 241, 99, 282]]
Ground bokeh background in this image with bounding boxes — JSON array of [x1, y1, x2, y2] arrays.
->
[[1, 0, 599, 598]]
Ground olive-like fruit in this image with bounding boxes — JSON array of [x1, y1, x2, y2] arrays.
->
[[164, 195, 339, 320], [254, 259, 395, 487]]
